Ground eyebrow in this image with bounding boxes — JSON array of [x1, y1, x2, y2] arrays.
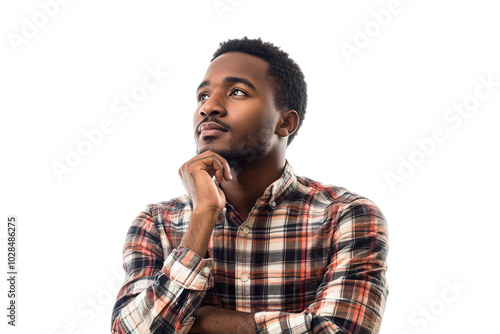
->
[[196, 76, 256, 92]]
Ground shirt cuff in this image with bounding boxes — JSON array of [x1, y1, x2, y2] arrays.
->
[[162, 246, 214, 291], [254, 311, 310, 333]]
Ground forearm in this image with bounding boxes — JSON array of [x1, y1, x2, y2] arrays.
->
[[112, 205, 215, 333], [254, 275, 387, 333], [112, 246, 214, 333], [180, 208, 220, 257], [190, 306, 256, 334], [112, 277, 201, 333], [114, 209, 220, 332]]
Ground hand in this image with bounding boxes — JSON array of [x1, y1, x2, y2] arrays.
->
[[178, 151, 232, 257], [178, 150, 232, 213]]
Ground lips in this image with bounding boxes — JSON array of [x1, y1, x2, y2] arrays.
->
[[198, 122, 228, 136]]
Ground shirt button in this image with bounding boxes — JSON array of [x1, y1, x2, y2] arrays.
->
[[270, 201, 277, 209], [241, 273, 249, 282], [203, 267, 210, 275], [242, 226, 250, 234]]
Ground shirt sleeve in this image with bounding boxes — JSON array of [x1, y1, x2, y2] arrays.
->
[[254, 198, 389, 334], [111, 205, 214, 334]]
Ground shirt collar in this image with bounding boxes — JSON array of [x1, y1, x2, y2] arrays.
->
[[215, 160, 297, 210], [257, 159, 297, 208]]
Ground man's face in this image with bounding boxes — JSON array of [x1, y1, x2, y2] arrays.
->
[[194, 52, 280, 168]]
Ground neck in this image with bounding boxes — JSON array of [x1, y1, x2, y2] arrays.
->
[[220, 151, 286, 221]]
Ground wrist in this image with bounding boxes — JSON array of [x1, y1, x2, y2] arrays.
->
[[192, 204, 224, 217]]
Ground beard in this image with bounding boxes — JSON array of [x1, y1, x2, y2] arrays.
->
[[196, 126, 274, 172], [205, 144, 265, 171]]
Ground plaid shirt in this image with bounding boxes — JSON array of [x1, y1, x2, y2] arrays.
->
[[111, 161, 389, 333]]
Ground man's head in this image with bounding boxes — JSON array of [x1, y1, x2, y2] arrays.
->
[[211, 37, 307, 145], [194, 37, 307, 169]]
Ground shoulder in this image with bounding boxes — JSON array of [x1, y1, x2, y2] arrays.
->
[[294, 176, 388, 251], [145, 194, 193, 223], [127, 195, 192, 248], [294, 175, 385, 221]]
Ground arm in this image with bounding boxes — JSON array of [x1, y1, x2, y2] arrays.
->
[[254, 198, 389, 334], [189, 306, 256, 334], [111, 207, 216, 334], [111, 150, 232, 333]]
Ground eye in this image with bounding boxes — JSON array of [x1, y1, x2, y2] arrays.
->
[[230, 89, 247, 97], [197, 93, 209, 102]]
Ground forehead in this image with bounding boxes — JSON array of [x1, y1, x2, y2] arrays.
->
[[200, 52, 272, 90]]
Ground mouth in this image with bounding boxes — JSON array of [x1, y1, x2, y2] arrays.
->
[[198, 122, 228, 138], [200, 129, 226, 137]]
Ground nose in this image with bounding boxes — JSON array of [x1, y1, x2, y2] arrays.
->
[[199, 92, 227, 118]]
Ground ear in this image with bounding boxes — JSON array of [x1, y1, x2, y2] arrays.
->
[[276, 110, 299, 138]]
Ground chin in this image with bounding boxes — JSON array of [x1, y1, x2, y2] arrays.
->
[[196, 143, 225, 155]]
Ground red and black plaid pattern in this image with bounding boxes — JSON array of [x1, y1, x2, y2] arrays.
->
[[111, 161, 389, 333]]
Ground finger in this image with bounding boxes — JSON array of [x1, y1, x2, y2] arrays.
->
[[200, 154, 225, 182], [195, 151, 230, 181], [215, 168, 224, 183], [198, 151, 232, 181], [223, 159, 232, 181]]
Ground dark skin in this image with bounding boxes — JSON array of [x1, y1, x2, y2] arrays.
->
[[177, 52, 298, 333]]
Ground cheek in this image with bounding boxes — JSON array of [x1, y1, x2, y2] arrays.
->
[[242, 101, 274, 125], [256, 107, 278, 134], [235, 111, 277, 144]]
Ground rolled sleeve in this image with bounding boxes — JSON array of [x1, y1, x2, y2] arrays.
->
[[162, 246, 214, 291], [111, 206, 215, 334], [254, 311, 312, 333]]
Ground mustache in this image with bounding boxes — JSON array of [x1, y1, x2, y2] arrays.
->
[[196, 117, 232, 132]]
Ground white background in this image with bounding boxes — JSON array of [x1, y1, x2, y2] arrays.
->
[[1, 0, 499, 333]]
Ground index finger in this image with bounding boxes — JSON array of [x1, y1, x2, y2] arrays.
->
[[196, 150, 232, 182]]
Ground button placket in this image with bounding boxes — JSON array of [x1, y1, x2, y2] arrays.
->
[[234, 218, 253, 312]]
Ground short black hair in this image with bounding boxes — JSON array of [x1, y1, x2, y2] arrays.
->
[[211, 37, 307, 145]]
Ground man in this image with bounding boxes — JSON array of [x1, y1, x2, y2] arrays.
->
[[111, 37, 388, 334]]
